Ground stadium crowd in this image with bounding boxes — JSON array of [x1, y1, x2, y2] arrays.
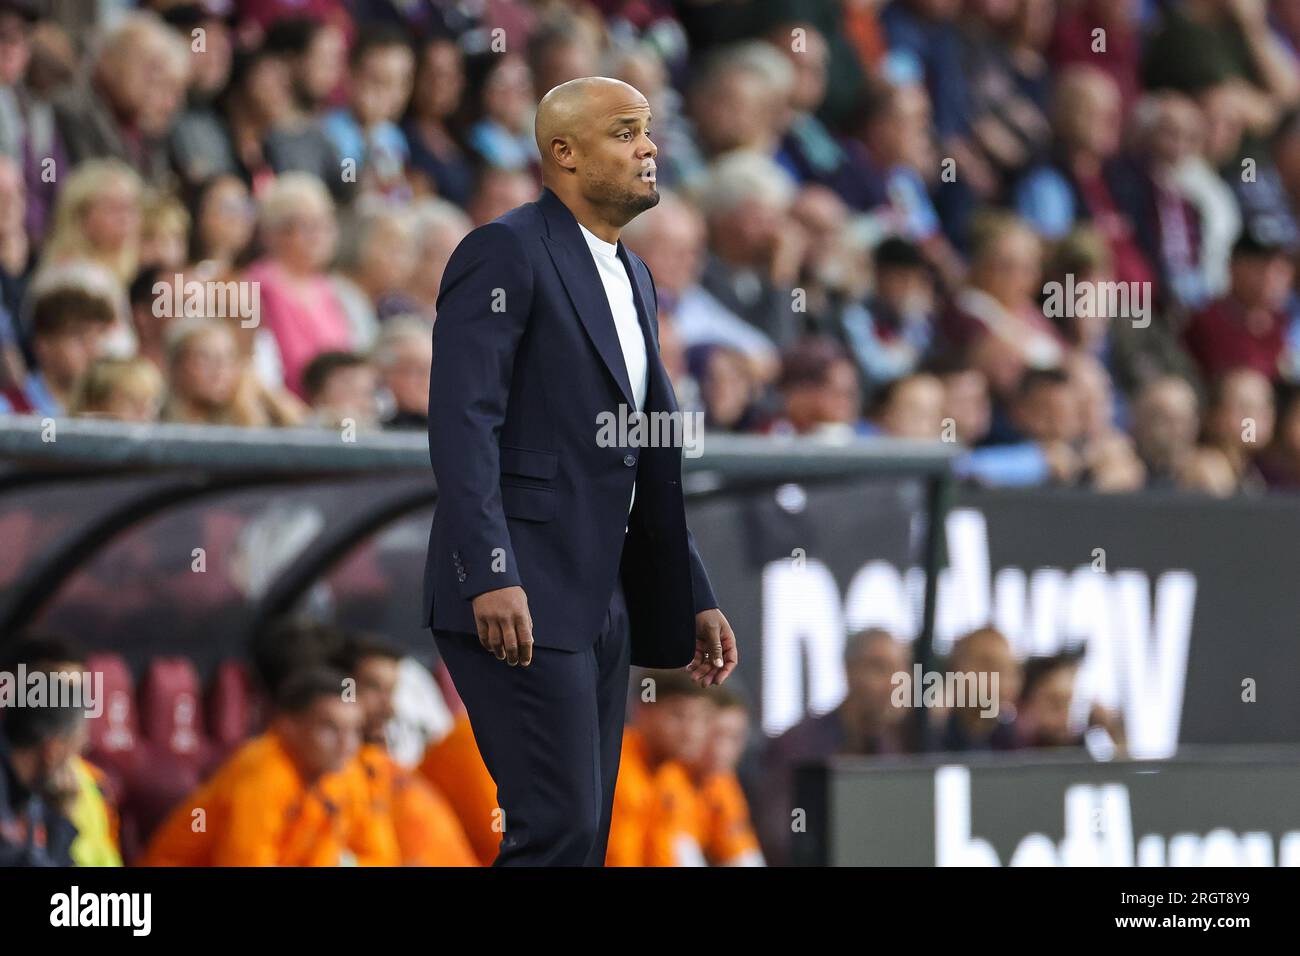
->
[[1, 0, 1300, 493]]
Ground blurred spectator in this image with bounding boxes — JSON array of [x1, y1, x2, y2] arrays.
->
[[689, 686, 764, 867], [164, 2, 239, 192], [245, 172, 352, 398], [187, 174, 257, 273], [693, 150, 804, 347], [0, 283, 115, 415], [404, 35, 473, 206], [686, 343, 760, 433], [758, 628, 915, 867], [465, 167, 536, 226], [1132, 374, 1202, 489], [331, 198, 419, 348], [321, 23, 414, 199], [1012, 650, 1086, 749], [0, 696, 84, 866], [139, 190, 191, 274], [301, 349, 380, 430], [622, 191, 778, 383], [1183, 228, 1295, 384], [262, 17, 347, 115], [836, 236, 936, 390], [69, 356, 164, 422], [768, 336, 864, 439], [870, 370, 945, 440], [1009, 366, 1086, 485], [39, 159, 143, 286], [1258, 383, 1300, 489], [607, 671, 709, 867], [464, 51, 536, 173], [373, 315, 432, 430], [931, 626, 1021, 753], [405, 197, 471, 319], [52, 12, 189, 185], [1199, 365, 1276, 493]]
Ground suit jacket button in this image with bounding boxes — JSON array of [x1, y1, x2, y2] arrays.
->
[[457, 573, 467, 582], [452, 551, 460, 559], [623, 454, 636, 467]]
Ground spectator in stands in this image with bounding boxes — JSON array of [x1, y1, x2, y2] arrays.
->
[[163, 3, 239, 193], [331, 633, 478, 866], [607, 671, 709, 867], [870, 371, 945, 440], [837, 237, 936, 392], [302, 350, 380, 431], [790, 185, 871, 333], [2, 633, 122, 866], [331, 198, 419, 348], [1259, 384, 1300, 490], [1132, 374, 1202, 489], [690, 685, 764, 866], [768, 336, 865, 439], [39, 159, 143, 287], [1198, 366, 1277, 494], [245, 172, 352, 398], [465, 166, 535, 226], [0, 284, 115, 415], [69, 356, 163, 423], [404, 35, 473, 206], [141, 666, 397, 866], [1066, 352, 1147, 492], [187, 175, 257, 275], [1008, 367, 1086, 486], [321, 23, 414, 199], [694, 150, 805, 348], [52, 12, 189, 185], [464, 51, 536, 173], [262, 17, 347, 116], [162, 316, 303, 427], [1013, 650, 1086, 750], [1183, 228, 1295, 385], [138, 190, 191, 275], [405, 197, 471, 321], [686, 343, 761, 433], [931, 626, 1021, 753], [0, 698, 83, 866], [686, 41, 791, 167], [943, 211, 1066, 404], [373, 316, 432, 430], [758, 628, 915, 866], [622, 191, 778, 384], [0, 0, 64, 246]]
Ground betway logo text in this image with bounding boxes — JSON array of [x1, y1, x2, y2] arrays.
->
[[761, 508, 1195, 758]]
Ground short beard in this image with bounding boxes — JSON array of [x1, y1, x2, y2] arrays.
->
[[589, 174, 660, 224]]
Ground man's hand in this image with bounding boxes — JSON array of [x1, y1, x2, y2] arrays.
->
[[471, 586, 534, 666], [687, 608, 738, 687]]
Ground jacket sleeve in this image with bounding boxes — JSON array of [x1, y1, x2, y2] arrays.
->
[[428, 221, 534, 601]]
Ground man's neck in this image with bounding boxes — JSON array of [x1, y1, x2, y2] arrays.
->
[[547, 185, 622, 244]]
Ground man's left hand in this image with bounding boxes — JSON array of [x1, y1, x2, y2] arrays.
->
[[688, 609, 738, 687]]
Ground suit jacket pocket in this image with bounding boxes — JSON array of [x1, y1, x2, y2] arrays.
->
[[500, 480, 556, 522], [500, 444, 558, 480]]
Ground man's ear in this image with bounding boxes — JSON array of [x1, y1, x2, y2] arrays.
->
[[551, 136, 578, 173]]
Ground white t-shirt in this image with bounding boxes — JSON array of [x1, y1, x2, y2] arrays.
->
[[579, 223, 649, 518]]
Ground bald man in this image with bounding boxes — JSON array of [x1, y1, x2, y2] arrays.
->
[[422, 77, 737, 866]]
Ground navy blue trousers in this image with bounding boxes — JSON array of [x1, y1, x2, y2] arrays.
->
[[432, 578, 631, 866]]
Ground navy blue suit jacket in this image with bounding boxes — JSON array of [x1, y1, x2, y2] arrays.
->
[[422, 187, 717, 668]]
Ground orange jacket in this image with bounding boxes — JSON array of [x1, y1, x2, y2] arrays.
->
[[140, 733, 398, 867], [417, 713, 501, 865], [357, 744, 478, 866], [607, 728, 705, 867], [697, 771, 764, 866]]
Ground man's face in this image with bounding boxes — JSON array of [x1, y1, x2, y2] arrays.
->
[[1017, 382, 1082, 444], [35, 321, 106, 388], [881, 375, 945, 440], [815, 358, 861, 425], [572, 86, 659, 222], [316, 365, 379, 424], [283, 696, 361, 778], [1022, 666, 1078, 746], [845, 635, 907, 726], [353, 656, 399, 745], [953, 632, 1021, 707], [1231, 252, 1294, 311], [640, 693, 709, 766], [699, 705, 748, 776], [354, 46, 415, 125], [942, 369, 991, 445]]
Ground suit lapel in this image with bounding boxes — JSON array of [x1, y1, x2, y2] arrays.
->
[[619, 244, 678, 415], [538, 191, 636, 409]]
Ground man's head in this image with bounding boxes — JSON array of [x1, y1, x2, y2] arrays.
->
[[874, 372, 945, 440], [0, 700, 86, 795], [621, 191, 707, 296], [347, 23, 415, 127], [925, 357, 991, 446], [778, 337, 861, 434], [331, 633, 402, 746], [695, 685, 749, 778], [1017, 651, 1083, 747], [635, 670, 710, 768], [302, 351, 379, 428], [843, 627, 908, 729], [535, 76, 659, 225], [1013, 367, 1083, 445], [1205, 366, 1275, 452], [1132, 375, 1200, 475], [1228, 229, 1295, 312], [29, 285, 116, 392], [373, 316, 433, 419], [949, 627, 1021, 710], [95, 12, 190, 137], [270, 666, 361, 780]]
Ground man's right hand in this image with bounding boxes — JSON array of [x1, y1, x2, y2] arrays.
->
[[471, 586, 534, 666]]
